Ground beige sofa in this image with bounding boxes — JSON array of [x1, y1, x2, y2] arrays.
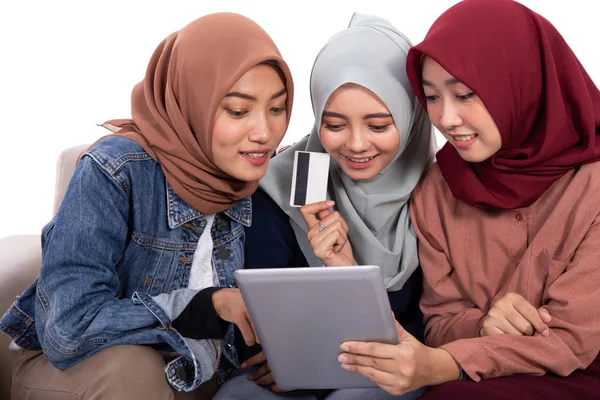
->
[[0, 144, 219, 399], [0, 144, 87, 399]]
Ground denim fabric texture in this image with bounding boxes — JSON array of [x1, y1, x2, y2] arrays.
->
[[0, 136, 249, 391]]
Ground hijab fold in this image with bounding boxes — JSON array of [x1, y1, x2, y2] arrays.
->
[[406, 0, 600, 210], [261, 13, 435, 291], [103, 13, 294, 214]]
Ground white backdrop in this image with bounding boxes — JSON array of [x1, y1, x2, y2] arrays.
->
[[0, 0, 597, 238]]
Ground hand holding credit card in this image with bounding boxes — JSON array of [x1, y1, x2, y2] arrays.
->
[[290, 151, 330, 207]]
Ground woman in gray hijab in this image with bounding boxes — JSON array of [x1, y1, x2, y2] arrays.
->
[[213, 13, 435, 400]]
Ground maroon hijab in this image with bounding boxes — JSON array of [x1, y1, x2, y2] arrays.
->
[[406, 0, 600, 209]]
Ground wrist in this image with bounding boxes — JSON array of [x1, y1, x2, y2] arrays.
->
[[425, 348, 461, 386], [211, 287, 229, 316]]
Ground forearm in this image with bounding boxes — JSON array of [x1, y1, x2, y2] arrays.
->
[[424, 307, 485, 347], [40, 293, 166, 368], [441, 331, 594, 382]]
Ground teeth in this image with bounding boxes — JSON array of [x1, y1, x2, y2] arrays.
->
[[346, 156, 374, 163], [245, 153, 266, 158], [454, 134, 476, 142]]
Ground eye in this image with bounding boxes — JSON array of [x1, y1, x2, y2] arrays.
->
[[456, 92, 475, 101], [225, 108, 247, 118], [369, 124, 391, 133], [270, 106, 286, 115], [323, 123, 345, 131], [424, 95, 438, 103]]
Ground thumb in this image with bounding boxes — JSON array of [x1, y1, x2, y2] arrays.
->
[[394, 319, 414, 343]]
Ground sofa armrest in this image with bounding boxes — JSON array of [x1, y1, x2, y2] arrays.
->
[[0, 234, 42, 398], [0, 234, 42, 305]]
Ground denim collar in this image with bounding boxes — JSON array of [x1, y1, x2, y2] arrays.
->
[[165, 183, 252, 229]]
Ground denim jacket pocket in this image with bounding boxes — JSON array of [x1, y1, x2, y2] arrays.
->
[[129, 231, 191, 296]]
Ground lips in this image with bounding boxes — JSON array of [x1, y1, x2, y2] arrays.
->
[[343, 155, 377, 163], [451, 133, 478, 149], [342, 154, 378, 170], [452, 134, 477, 142], [240, 151, 271, 166]]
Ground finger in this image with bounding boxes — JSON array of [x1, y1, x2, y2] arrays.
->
[[270, 384, 291, 393], [256, 372, 276, 386], [317, 208, 332, 220], [236, 318, 256, 346], [513, 299, 549, 336], [340, 341, 396, 359], [313, 229, 347, 257], [505, 310, 536, 336], [481, 324, 505, 336], [492, 318, 524, 336], [249, 364, 271, 382], [538, 308, 552, 324], [316, 211, 349, 234], [340, 363, 398, 387], [241, 351, 267, 368], [307, 218, 347, 243], [300, 201, 335, 228], [338, 353, 396, 373]]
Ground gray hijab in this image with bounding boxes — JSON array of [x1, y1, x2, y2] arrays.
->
[[260, 13, 436, 291]]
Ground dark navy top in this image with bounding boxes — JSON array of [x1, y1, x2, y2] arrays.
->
[[236, 188, 425, 362]]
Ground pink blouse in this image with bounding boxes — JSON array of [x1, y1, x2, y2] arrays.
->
[[410, 162, 600, 381]]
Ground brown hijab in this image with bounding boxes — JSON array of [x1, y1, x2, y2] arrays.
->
[[103, 13, 294, 214]]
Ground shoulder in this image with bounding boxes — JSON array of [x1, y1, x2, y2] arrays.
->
[[577, 160, 600, 183], [84, 136, 154, 178], [566, 161, 600, 204], [250, 188, 290, 226], [412, 162, 451, 207]]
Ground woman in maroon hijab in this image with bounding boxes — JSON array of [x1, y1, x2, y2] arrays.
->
[[334, 1, 600, 398]]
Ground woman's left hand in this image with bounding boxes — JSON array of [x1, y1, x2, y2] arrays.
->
[[338, 319, 460, 396], [242, 351, 290, 393]]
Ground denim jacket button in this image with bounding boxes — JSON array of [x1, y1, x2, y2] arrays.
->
[[176, 366, 189, 381], [217, 248, 230, 260]]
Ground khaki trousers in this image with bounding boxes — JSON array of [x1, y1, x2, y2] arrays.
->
[[11, 345, 217, 400]]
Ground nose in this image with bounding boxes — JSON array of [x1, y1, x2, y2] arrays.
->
[[247, 111, 273, 144], [347, 126, 369, 153], [439, 100, 462, 132]]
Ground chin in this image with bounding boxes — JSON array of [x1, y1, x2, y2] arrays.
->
[[343, 169, 378, 181], [457, 152, 490, 163]]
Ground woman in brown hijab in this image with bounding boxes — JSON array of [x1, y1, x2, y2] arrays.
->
[[1, 12, 293, 399]]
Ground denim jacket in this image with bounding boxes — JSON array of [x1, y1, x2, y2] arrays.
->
[[0, 136, 248, 391]]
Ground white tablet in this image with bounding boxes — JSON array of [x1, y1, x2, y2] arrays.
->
[[234, 265, 398, 389]]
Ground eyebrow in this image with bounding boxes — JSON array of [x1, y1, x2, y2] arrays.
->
[[322, 111, 347, 120], [422, 77, 461, 87], [364, 113, 392, 119], [224, 87, 287, 101], [322, 111, 392, 120]]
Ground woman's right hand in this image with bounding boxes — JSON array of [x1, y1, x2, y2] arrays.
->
[[212, 288, 258, 346], [299, 200, 355, 266], [480, 292, 552, 337]]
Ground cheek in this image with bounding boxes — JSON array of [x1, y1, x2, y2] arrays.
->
[[426, 105, 443, 130], [318, 129, 341, 154], [211, 120, 238, 159], [270, 115, 288, 138], [381, 131, 400, 154]]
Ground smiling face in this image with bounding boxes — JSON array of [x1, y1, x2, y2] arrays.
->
[[421, 56, 502, 162], [318, 83, 400, 181], [211, 63, 288, 182]]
